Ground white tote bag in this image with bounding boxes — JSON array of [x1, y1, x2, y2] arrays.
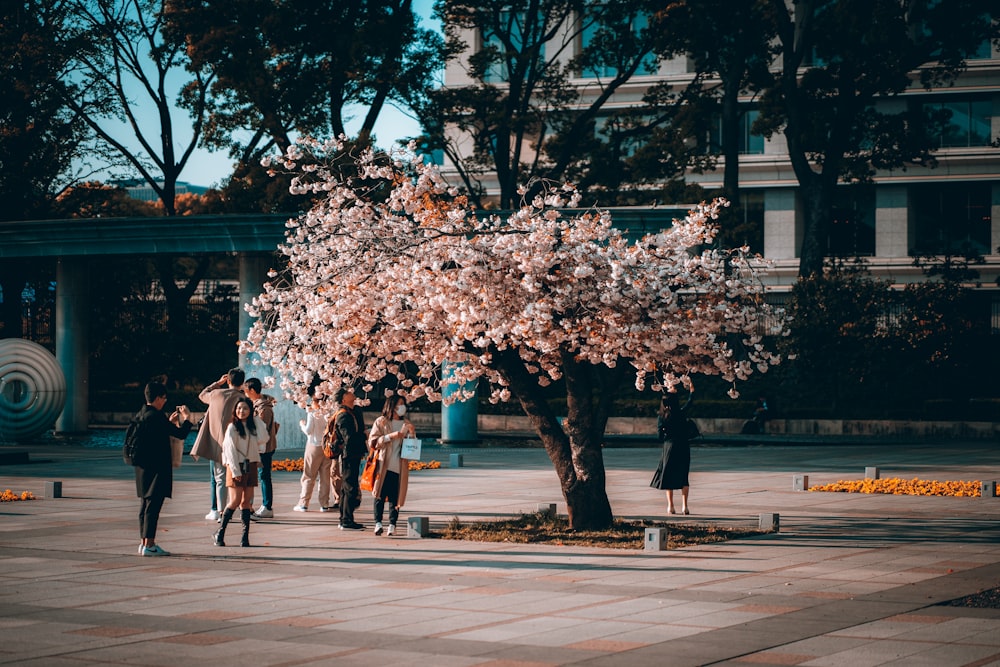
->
[[400, 437, 422, 460]]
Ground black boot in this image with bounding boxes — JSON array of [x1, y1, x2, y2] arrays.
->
[[214, 508, 234, 546], [240, 508, 252, 547]]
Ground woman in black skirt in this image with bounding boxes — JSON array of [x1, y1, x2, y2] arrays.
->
[[650, 391, 693, 515]]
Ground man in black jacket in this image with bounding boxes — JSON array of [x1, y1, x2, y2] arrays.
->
[[133, 381, 193, 556], [335, 387, 367, 530]]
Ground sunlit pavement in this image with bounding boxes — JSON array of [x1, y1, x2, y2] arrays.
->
[[1, 438, 998, 666]]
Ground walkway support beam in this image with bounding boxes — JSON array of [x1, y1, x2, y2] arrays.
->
[[55, 257, 89, 434]]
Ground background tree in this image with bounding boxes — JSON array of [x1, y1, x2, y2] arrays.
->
[[758, 0, 999, 277], [655, 0, 775, 246], [0, 0, 98, 337], [163, 0, 443, 199], [425, 0, 709, 208], [59, 0, 219, 337], [245, 140, 782, 529]]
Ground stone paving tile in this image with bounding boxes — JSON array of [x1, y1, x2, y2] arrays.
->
[[797, 639, 939, 666], [3, 441, 1000, 666]]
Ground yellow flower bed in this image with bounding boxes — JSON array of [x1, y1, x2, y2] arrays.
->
[[809, 477, 981, 497], [0, 489, 36, 502], [270, 458, 442, 472]]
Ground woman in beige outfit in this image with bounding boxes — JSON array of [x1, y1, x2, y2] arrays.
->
[[366, 394, 415, 536]]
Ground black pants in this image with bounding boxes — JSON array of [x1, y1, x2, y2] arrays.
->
[[374, 470, 400, 526], [340, 455, 362, 525], [258, 451, 274, 509], [139, 494, 165, 540]]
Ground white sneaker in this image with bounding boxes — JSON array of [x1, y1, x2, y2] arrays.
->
[[141, 544, 170, 557], [137, 543, 144, 555], [293, 505, 307, 512], [386, 524, 395, 536], [254, 507, 274, 518], [374, 522, 383, 536], [205, 510, 220, 521]]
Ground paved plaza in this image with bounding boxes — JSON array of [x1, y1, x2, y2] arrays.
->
[[1, 437, 999, 666]]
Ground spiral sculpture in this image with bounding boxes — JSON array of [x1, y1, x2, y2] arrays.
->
[[0, 339, 67, 442]]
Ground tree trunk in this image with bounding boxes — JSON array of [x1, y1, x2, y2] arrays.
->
[[493, 347, 615, 530], [154, 256, 210, 337], [797, 175, 839, 278]]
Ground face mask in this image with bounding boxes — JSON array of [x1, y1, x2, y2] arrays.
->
[[395, 404, 407, 417]]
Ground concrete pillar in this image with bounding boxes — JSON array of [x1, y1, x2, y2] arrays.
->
[[763, 190, 798, 260], [55, 257, 89, 434], [238, 252, 304, 451], [875, 186, 909, 258], [441, 361, 478, 444]]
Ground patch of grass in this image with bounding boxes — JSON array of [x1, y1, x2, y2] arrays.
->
[[432, 511, 771, 550]]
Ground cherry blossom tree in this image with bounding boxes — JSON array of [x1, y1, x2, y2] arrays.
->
[[243, 138, 782, 529]]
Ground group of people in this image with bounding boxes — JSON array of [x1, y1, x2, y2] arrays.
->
[[130, 368, 418, 555], [295, 389, 415, 535], [131, 366, 698, 557]]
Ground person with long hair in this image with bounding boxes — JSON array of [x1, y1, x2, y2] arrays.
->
[[366, 394, 416, 536], [214, 397, 266, 547], [650, 390, 694, 515]]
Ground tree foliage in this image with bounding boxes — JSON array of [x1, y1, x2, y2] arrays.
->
[[162, 0, 443, 170], [758, 0, 999, 277], [244, 139, 783, 529], [0, 0, 95, 223], [61, 0, 215, 216], [424, 0, 712, 208]]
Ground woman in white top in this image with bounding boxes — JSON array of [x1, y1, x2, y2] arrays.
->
[[294, 409, 333, 512], [367, 394, 416, 536], [214, 397, 266, 547]]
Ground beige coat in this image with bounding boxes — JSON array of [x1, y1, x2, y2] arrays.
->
[[367, 415, 411, 507], [190, 381, 245, 463]]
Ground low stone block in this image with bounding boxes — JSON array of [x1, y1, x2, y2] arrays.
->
[[44, 481, 62, 499], [536, 503, 556, 517], [793, 474, 809, 491], [644, 527, 667, 551], [449, 453, 464, 468], [407, 516, 429, 538], [865, 466, 880, 479], [759, 512, 779, 532], [981, 481, 997, 498]]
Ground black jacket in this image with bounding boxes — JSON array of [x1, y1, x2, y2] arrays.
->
[[134, 404, 193, 499], [335, 405, 367, 460]]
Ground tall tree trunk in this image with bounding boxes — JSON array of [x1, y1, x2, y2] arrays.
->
[[494, 347, 615, 530], [154, 256, 210, 337]]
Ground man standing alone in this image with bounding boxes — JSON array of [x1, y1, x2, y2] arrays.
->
[[190, 368, 245, 520], [133, 381, 193, 556]]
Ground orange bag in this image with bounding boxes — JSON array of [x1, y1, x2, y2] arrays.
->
[[359, 453, 378, 492]]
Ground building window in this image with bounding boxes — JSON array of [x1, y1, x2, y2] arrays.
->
[[923, 96, 993, 148], [578, 8, 656, 79], [481, 10, 544, 84], [911, 182, 992, 256], [735, 191, 765, 255], [707, 109, 764, 155], [828, 186, 876, 258]]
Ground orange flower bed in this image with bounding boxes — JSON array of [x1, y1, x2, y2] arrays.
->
[[270, 458, 442, 472], [0, 489, 36, 502], [809, 478, 981, 497], [271, 458, 305, 472]]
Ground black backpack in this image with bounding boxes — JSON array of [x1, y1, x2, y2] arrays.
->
[[122, 414, 143, 466]]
